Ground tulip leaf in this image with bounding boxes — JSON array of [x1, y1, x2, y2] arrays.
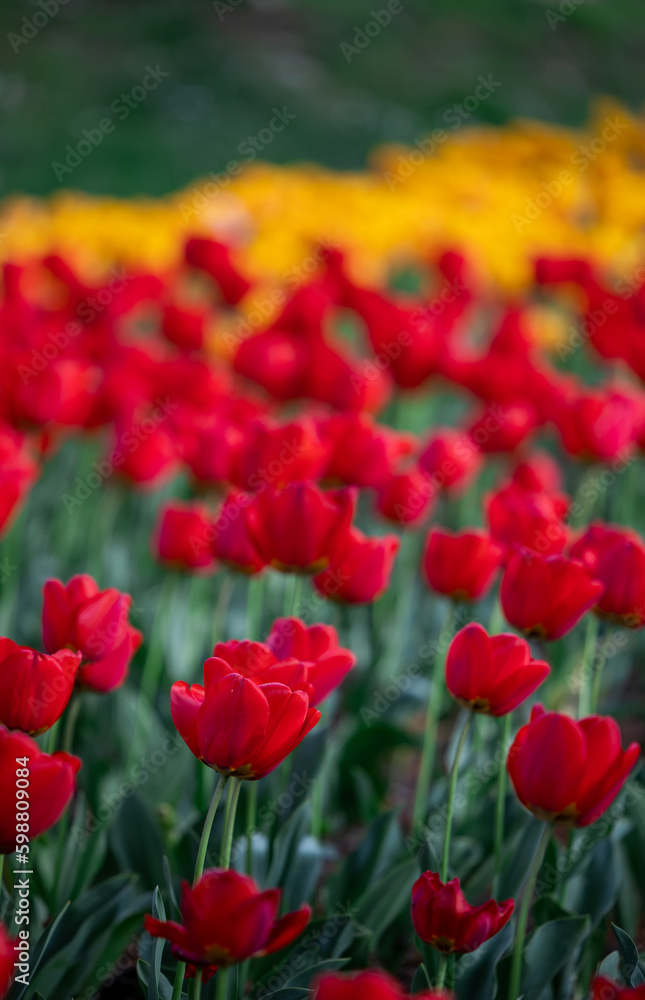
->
[[597, 950, 622, 981], [8, 901, 70, 1000], [565, 838, 621, 928], [520, 915, 590, 999], [110, 793, 166, 889], [148, 886, 166, 1000], [495, 816, 547, 901], [261, 990, 311, 999], [282, 834, 327, 911], [267, 801, 312, 890], [411, 963, 432, 992], [282, 957, 350, 988], [326, 809, 404, 910], [611, 923, 645, 986], [353, 857, 419, 946], [455, 918, 513, 1000]]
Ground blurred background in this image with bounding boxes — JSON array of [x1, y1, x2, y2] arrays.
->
[[1, 0, 644, 197]]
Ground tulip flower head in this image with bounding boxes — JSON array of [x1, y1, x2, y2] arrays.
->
[[570, 523, 645, 628], [0, 640, 81, 734], [411, 871, 514, 954], [508, 705, 639, 826], [446, 623, 549, 716], [315, 970, 450, 999], [313, 527, 400, 604], [590, 977, 645, 1000], [154, 500, 216, 572], [144, 868, 310, 982], [171, 652, 320, 779], [0, 726, 81, 853], [244, 482, 355, 573], [500, 548, 604, 640], [42, 574, 143, 692], [422, 528, 503, 601]]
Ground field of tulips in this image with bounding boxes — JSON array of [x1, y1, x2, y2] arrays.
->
[[1, 109, 645, 1000]]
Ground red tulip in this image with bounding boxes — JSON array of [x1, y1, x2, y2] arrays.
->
[[377, 465, 434, 526], [313, 528, 399, 605], [569, 523, 645, 628], [213, 492, 267, 575], [486, 483, 569, 556], [418, 428, 482, 494], [234, 329, 309, 401], [155, 500, 216, 572], [445, 623, 549, 716], [511, 450, 562, 494], [0, 923, 15, 1000], [422, 528, 503, 601], [239, 415, 330, 489], [500, 548, 604, 640], [553, 388, 645, 462], [245, 482, 355, 573], [411, 871, 514, 954], [145, 868, 310, 983], [171, 656, 320, 779], [0, 425, 39, 537], [162, 303, 207, 352], [590, 977, 645, 1000], [42, 575, 143, 692], [0, 641, 81, 734], [468, 402, 537, 454], [323, 412, 414, 489], [185, 237, 251, 305], [508, 705, 639, 826], [265, 617, 356, 704], [315, 970, 449, 1000], [0, 726, 81, 853]]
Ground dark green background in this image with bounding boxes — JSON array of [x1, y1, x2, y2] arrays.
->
[[0, 0, 643, 197]]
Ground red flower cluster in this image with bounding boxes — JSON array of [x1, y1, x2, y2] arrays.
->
[[145, 868, 310, 982], [570, 523, 645, 628], [315, 970, 449, 999], [0, 640, 81, 734]]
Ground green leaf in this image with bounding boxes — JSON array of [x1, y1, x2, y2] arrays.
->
[[149, 886, 166, 1000], [353, 857, 418, 946], [283, 957, 350, 989], [8, 901, 70, 1000], [110, 794, 166, 889], [455, 919, 513, 1000], [411, 963, 431, 992], [495, 816, 546, 901], [282, 835, 326, 911], [566, 838, 620, 928], [326, 810, 404, 910], [520, 916, 590, 1000], [612, 923, 645, 986], [267, 802, 312, 890]]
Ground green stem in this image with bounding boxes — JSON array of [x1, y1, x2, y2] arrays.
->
[[412, 602, 457, 833], [189, 973, 203, 1000], [172, 963, 186, 1000], [221, 779, 242, 869], [194, 774, 228, 885], [173, 774, 227, 999], [494, 713, 513, 873], [436, 953, 448, 990], [284, 574, 306, 618], [126, 575, 173, 775], [578, 614, 600, 717], [62, 692, 81, 754], [212, 576, 234, 648], [440, 713, 472, 882], [44, 717, 61, 754], [508, 824, 551, 1000], [246, 574, 265, 640], [245, 782, 258, 874], [213, 781, 242, 1000]]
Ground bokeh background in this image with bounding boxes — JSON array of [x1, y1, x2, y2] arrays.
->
[[1, 0, 645, 197]]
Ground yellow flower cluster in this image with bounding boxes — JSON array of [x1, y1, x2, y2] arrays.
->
[[2, 101, 645, 297]]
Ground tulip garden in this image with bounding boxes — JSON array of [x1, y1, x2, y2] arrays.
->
[[0, 109, 645, 1000]]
